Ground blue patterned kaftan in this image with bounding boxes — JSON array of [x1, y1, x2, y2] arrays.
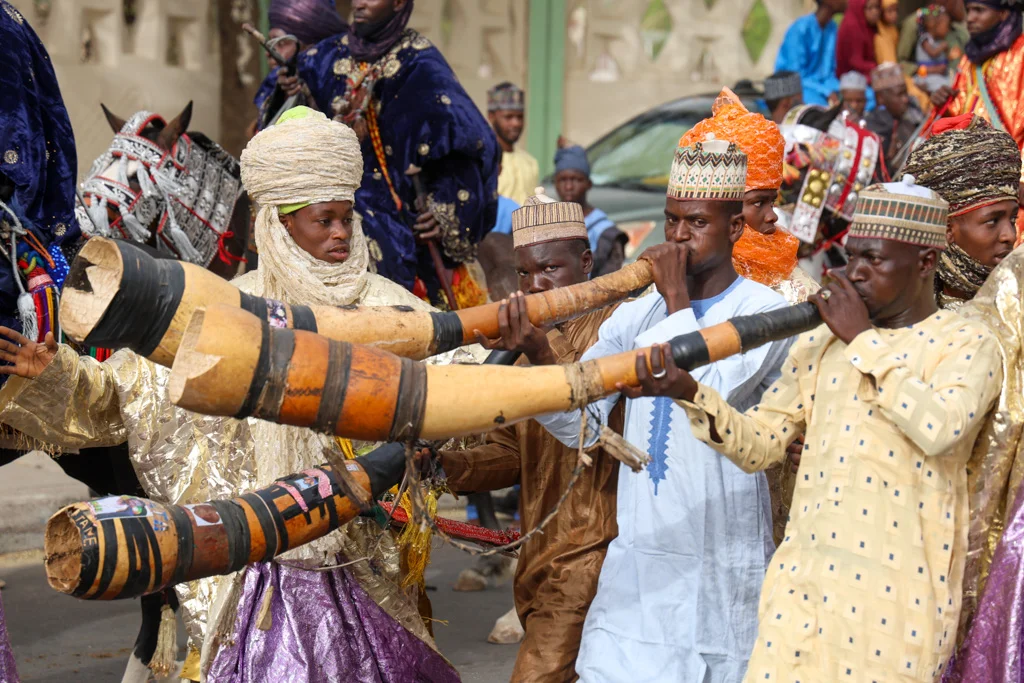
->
[[0, 1, 78, 334], [296, 30, 499, 296]]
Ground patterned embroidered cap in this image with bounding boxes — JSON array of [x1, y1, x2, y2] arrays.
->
[[763, 71, 802, 101], [871, 62, 904, 92], [511, 187, 587, 249], [667, 135, 747, 202], [849, 175, 949, 250], [487, 82, 525, 113]]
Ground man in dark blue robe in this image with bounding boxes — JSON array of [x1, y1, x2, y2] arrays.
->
[[252, 0, 349, 132], [284, 0, 500, 305], [0, 0, 78, 335]]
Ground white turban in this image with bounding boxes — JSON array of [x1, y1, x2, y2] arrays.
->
[[240, 107, 372, 306]]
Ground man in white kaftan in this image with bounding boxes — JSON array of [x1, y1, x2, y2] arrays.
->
[[536, 137, 794, 682]]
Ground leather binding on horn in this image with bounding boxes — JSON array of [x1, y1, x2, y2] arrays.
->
[[170, 302, 823, 443], [43, 444, 406, 600], [61, 237, 654, 366]]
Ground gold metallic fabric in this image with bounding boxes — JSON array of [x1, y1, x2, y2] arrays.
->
[[953, 247, 1024, 642], [0, 273, 479, 658]]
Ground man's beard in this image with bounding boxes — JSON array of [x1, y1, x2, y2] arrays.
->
[[495, 126, 521, 146], [353, 17, 388, 39]]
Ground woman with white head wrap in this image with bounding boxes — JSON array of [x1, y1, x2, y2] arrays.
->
[[0, 107, 460, 682]]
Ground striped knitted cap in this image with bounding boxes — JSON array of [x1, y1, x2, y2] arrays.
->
[[903, 115, 1020, 217], [849, 175, 949, 250], [511, 187, 587, 249]]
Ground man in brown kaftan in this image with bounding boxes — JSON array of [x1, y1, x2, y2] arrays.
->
[[438, 191, 622, 682]]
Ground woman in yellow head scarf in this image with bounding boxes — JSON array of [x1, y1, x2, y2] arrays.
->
[[875, 0, 933, 110]]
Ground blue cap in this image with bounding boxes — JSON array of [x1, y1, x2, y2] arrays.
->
[[554, 145, 590, 176]]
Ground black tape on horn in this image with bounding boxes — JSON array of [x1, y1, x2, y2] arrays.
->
[[356, 443, 408, 498], [236, 319, 273, 419], [483, 349, 522, 365], [76, 240, 187, 355], [668, 332, 712, 372], [430, 311, 464, 353], [731, 301, 822, 351]]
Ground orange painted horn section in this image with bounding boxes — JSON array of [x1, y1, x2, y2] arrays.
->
[[43, 445, 405, 600], [171, 301, 822, 443]]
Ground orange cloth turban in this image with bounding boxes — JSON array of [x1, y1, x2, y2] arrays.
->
[[679, 88, 785, 192], [732, 226, 799, 287]]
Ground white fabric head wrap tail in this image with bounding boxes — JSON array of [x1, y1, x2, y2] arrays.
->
[[240, 108, 371, 306]]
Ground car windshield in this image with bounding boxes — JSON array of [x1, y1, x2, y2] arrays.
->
[[588, 110, 708, 191], [587, 95, 766, 191]]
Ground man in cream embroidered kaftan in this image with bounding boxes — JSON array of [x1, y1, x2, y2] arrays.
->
[[535, 137, 793, 681], [676, 178, 1002, 682], [681, 311, 1000, 681]]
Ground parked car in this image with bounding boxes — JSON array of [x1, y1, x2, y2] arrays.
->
[[545, 83, 769, 260]]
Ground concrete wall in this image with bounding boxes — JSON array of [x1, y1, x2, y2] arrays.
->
[[15, 0, 810, 178], [408, 0, 808, 154], [561, 0, 807, 145], [12, 0, 222, 180]]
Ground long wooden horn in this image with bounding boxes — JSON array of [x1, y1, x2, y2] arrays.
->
[[60, 237, 653, 366], [43, 443, 407, 600], [170, 302, 821, 442]]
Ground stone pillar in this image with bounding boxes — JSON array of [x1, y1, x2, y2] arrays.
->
[[219, 0, 262, 157]]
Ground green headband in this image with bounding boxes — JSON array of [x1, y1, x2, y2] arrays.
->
[[273, 107, 318, 215]]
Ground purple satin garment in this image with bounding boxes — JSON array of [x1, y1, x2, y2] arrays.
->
[[207, 562, 459, 683], [944, 486, 1024, 682], [0, 593, 19, 683]]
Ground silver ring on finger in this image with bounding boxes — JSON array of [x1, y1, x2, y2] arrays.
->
[[821, 290, 832, 301], [652, 368, 668, 380]]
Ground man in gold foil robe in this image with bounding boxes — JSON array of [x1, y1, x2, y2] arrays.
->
[[0, 108, 464, 682], [668, 176, 1001, 681], [436, 190, 623, 682], [903, 113, 1024, 680]]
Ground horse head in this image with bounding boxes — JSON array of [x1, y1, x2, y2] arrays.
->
[[77, 102, 250, 279], [101, 101, 193, 157]]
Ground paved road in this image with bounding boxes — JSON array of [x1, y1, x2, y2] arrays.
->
[[2, 545, 518, 682], [0, 453, 89, 556], [0, 450, 520, 682]]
